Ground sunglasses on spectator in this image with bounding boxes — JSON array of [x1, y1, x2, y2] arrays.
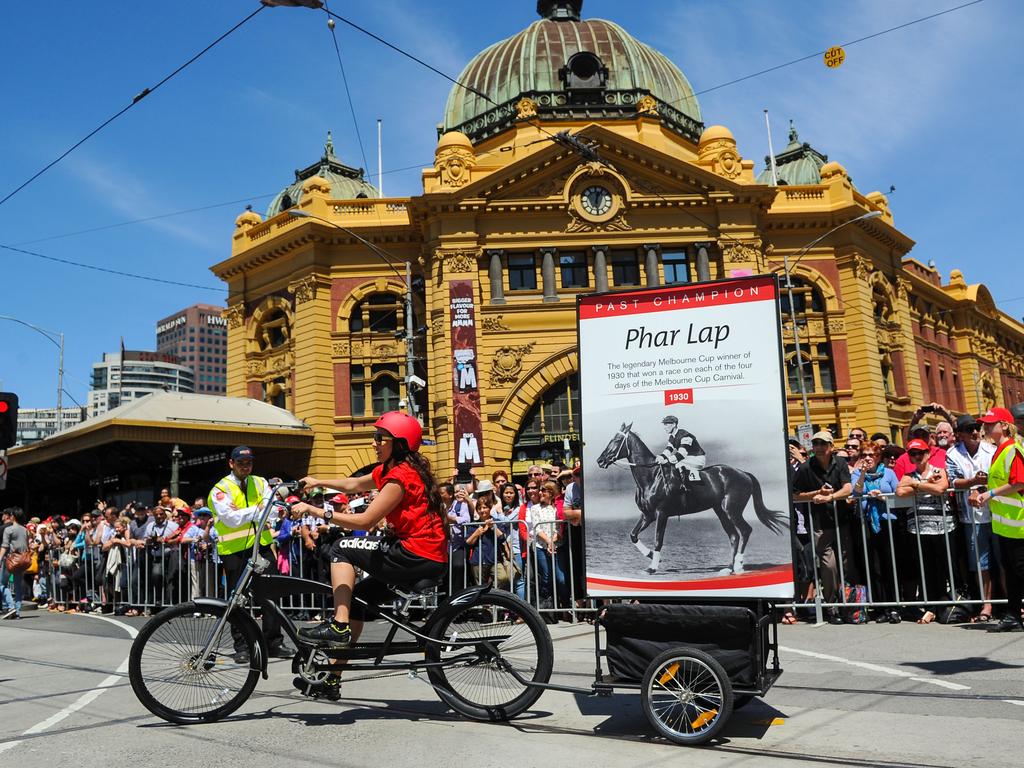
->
[[372, 432, 393, 444], [811, 440, 829, 446], [844, 444, 860, 450], [908, 450, 927, 458]]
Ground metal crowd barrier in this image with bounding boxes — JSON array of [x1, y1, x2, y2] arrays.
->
[[31, 518, 596, 622], [448, 518, 595, 623], [784, 490, 1007, 624]]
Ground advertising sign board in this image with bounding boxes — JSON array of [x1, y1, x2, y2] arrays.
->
[[578, 274, 794, 598]]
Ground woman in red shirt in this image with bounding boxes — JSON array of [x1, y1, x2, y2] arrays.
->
[[291, 412, 447, 662]]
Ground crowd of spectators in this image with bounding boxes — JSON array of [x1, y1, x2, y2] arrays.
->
[[786, 400, 1024, 630]]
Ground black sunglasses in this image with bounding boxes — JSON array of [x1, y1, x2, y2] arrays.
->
[[372, 432, 393, 444], [908, 450, 927, 458]]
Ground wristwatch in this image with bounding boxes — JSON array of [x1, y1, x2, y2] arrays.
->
[[323, 509, 334, 522]]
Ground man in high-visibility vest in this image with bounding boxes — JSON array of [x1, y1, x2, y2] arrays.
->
[[208, 446, 294, 662], [973, 408, 1024, 633]]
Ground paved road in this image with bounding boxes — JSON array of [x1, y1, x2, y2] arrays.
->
[[1, 610, 1022, 766]]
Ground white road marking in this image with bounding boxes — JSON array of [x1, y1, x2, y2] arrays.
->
[[781, 645, 975, 692], [0, 613, 137, 754], [1004, 699, 1024, 706], [910, 677, 970, 691], [780, 645, 915, 678]]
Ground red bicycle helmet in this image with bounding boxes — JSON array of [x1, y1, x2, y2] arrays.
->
[[374, 411, 423, 452]]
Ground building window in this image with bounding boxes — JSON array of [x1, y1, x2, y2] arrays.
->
[[349, 363, 401, 417], [350, 292, 402, 333], [349, 365, 366, 416], [662, 249, 689, 284], [786, 348, 816, 395], [611, 250, 640, 286], [508, 255, 537, 291], [371, 364, 401, 415], [559, 252, 589, 289], [780, 277, 826, 314], [257, 307, 290, 351]]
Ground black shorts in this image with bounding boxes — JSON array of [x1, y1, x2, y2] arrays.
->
[[329, 536, 446, 621]]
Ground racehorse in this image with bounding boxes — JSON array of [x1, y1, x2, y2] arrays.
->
[[595, 423, 788, 574]]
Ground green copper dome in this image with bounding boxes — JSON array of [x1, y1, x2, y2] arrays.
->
[[442, 1, 703, 144], [757, 121, 829, 185], [266, 132, 378, 218]]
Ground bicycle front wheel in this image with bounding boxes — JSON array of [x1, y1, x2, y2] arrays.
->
[[128, 602, 260, 724], [426, 590, 553, 721]]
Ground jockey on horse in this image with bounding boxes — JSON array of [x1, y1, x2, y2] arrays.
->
[[656, 415, 706, 485]]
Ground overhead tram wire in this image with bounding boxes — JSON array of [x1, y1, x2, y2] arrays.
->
[[0, 4, 268, 211], [0, 242, 225, 293], [668, 0, 987, 113], [12, 193, 278, 247]]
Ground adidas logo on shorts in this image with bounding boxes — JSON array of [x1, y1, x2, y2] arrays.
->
[[334, 537, 384, 551]]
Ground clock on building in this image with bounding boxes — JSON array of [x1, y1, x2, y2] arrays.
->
[[579, 185, 613, 216]]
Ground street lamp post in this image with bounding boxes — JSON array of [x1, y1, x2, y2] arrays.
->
[[782, 210, 883, 431], [285, 209, 421, 421], [0, 314, 65, 433]]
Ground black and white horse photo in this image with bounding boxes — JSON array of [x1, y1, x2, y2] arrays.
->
[[596, 423, 789, 574]]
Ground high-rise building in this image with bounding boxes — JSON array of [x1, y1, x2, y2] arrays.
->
[[156, 303, 228, 394], [15, 406, 88, 445], [88, 351, 195, 418]]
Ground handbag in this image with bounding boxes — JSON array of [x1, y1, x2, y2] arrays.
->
[[5, 549, 32, 574]]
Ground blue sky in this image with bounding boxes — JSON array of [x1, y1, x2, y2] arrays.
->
[[0, 0, 1017, 409]]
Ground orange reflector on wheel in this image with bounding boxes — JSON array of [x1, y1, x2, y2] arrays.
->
[[691, 709, 718, 729], [658, 662, 680, 685]]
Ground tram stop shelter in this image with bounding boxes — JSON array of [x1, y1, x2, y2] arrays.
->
[[0, 392, 314, 516]]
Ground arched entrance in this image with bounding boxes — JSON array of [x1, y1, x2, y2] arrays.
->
[[511, 373, 581, 479]]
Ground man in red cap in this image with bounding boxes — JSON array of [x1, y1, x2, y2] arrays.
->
[[973, 407, 1024, 631]]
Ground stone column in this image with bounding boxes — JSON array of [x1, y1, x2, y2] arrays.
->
[[541, 248, 558, 302], [695, 244, 711, 282], [644, 244, 661, 287], [487, 249, 505, 305], [592, 245, 609, 293]]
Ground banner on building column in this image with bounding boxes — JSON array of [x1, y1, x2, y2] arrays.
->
[[450, 280, 483, 467], [578, 274, 794, 598]]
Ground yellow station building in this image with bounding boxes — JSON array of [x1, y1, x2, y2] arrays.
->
[[212, 0, 1024, 480]]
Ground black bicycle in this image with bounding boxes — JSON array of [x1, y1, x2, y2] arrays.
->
[[128, 480, 554, 725]]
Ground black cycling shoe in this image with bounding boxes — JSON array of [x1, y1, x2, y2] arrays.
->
[[298, 621, 352, 648], [268, 642, 297, 659], [292, 676, 342, 701]]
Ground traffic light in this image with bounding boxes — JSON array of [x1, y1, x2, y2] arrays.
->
[[0, 392, 19, 449]]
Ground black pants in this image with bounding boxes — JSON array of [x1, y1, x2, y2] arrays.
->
[[998, 535, 1024, 619], [220, 547, 284, 652]]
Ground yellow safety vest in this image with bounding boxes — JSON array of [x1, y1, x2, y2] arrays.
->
[[988, 442, 1024, 539], [208, 474, 274, 555]]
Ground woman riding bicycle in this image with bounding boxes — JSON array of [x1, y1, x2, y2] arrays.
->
[[291, 411, 448, 655]]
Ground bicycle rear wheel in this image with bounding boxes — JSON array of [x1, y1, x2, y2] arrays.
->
[[426, 590, 553, 721], [129, 602, 260, 724]]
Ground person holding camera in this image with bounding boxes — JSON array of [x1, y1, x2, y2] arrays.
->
[[896, 438, 956, 624]]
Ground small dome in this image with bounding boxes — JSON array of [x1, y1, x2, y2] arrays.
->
[[699, 125, 734, 143], [235, 208, 262, 230], [266, 132, 378, 218], [819, 160, 848, 181], [442, 1, 702, 143], [757, 121, 828, 185], [436, 131, 474, 152]]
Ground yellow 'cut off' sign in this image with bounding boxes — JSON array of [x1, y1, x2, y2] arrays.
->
[[824, 46, 845, 68]]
